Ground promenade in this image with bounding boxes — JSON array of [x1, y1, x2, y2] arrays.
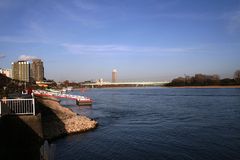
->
[[0, 97, 97, 160], [0, 110, 43, 160]]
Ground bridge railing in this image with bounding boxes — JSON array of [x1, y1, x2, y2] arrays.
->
[[0, 98, 35, 116]]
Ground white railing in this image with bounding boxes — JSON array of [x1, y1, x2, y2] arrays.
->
[[0, 98, 35, 116]]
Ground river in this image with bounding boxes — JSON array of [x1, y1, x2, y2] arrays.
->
[[53, 88, 240, 160]]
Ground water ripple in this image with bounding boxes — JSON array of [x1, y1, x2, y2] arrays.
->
[[54, 88, 240, 160]]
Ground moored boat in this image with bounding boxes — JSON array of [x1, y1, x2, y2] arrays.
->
[[76, 97, 93, 106], [33, 89, 93, 105]]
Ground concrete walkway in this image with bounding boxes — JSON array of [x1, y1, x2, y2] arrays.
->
[[0, 114, 43, 160]]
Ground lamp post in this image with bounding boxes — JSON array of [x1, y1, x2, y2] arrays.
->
[[3, 86, 7, 99]]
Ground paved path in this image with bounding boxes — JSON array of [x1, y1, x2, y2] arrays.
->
[[0, 114, 43, 160]]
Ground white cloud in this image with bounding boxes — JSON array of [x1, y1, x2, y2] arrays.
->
[[221, 10, 240, 33], [62, 43, 196, 55], [0, 0, 15, 9], [0, 54, 5, 59], [18, 55, 38, 61], [73, 0, 98, 11], [0, 20, 51, 44], [54, 1, 101, 27], [0, 34, 52, 44], [228, 10, 240, 33], [0, 35, 45, 44]]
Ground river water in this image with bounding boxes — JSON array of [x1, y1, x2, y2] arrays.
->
[[53, 88, 240, 160]]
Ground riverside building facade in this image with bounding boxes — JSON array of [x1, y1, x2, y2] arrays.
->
[[12, 59, 44, 82], [12, 61, 30, 82], [31, 59, 44, 82], [0, 68, 12, 78]]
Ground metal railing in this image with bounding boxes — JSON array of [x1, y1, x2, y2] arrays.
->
[[0, 98, 35, 116]]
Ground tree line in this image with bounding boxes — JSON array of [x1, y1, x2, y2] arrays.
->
[[166, 70, 240, 86]]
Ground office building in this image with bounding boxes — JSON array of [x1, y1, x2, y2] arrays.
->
[[0, 68, 12, 78], [112, 69, 117, 83], [11, 58, 44, 82], [12, 61, 30, 82], [31, 59, 44, 82]]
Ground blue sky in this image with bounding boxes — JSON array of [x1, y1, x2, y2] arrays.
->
[[0, 0, 240, 82]]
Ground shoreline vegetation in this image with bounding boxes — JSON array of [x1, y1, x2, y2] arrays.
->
[[167, 85, 240, 88], [37, 97, 97, 141], [165, 71, 240, 87], [2, 72, 240, 95]]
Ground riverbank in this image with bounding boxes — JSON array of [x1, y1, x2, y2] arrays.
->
[[37, 97, 98, 140], [0, 97, 97, 159], [167, 85, 240, 88]]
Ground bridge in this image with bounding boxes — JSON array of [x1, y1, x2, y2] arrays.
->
[[82, 81, 169, 87]]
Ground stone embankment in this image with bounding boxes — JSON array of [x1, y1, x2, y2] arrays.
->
[[37, 98, 97, 140]]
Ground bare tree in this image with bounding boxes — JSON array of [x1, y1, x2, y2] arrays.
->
[[234, 70, 240, 83]]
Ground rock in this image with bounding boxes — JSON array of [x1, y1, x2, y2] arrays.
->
[[37, 98, 97, 140]]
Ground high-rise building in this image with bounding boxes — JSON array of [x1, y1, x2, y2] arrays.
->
[[31, 59, 44, 82], [12, 61, 30, 82], [11, 59, 44, 82], [0, 68, 12, 78], [112, 69, 117, 83]]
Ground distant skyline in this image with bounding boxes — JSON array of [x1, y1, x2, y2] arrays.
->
[[0, 0, 240, 81]]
